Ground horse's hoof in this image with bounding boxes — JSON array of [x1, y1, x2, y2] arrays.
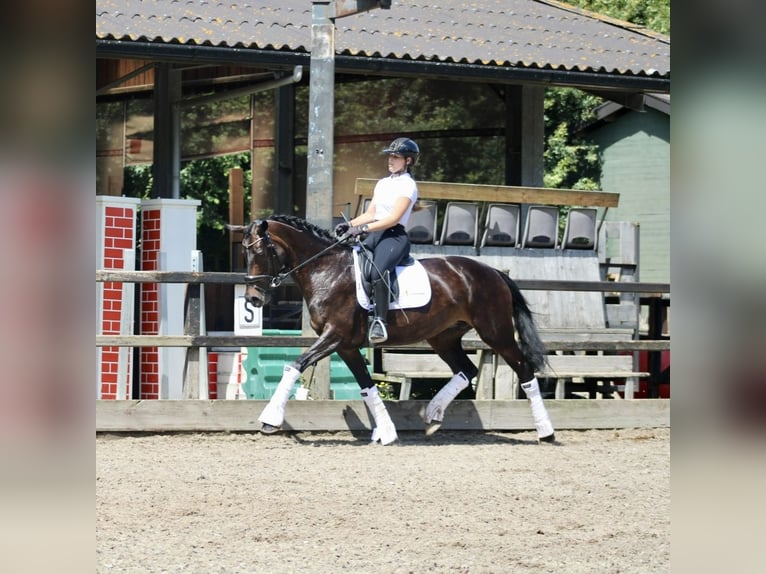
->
[[371, 426, 399, 446], [424, 420, 442, 436], [418, 406, 433, 425], [260, 423, 281, 435], [539, 433, 556, 444]]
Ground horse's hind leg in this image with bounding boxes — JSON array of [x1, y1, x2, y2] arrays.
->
[[336, 347, 398, 445], [421, 329, 478, 435], [478, 333, 555, 443]]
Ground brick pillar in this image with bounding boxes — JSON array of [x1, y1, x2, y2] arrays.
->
[[207, 352, 218, 400], [96, 196, 140, 400], [139, 199, 201, 399]]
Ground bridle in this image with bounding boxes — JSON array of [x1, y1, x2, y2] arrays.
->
[[242, 226, 350, 292], [242, 229, 287, 290]]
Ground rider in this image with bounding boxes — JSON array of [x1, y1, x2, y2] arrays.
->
[[335, 137, 420, 344]]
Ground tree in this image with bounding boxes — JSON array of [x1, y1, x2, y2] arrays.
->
[[179, 153, 252, 271], [566, 0, 670, 35]]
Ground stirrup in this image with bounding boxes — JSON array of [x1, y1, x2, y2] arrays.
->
[[368, 318, 388, 343]]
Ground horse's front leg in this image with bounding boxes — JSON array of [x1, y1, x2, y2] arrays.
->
[[257, 331, 341, 434], [335, 348, 398, 446]]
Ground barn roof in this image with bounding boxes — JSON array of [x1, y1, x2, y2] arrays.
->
[[96, 0, 670, 92]]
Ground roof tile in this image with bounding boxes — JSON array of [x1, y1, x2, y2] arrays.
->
[[96, 0, 669, 78]]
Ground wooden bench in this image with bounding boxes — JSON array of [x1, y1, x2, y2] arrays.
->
[[369, 328, 652, 400], [539, 353, 650, 399], [370, 349, 481, 400]]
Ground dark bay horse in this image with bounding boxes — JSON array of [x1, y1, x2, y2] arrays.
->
[[229, 215, 554, 445]]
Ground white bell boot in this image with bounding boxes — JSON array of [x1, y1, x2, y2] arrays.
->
[[424, 372, 470, 425], [520, 377, 555, 442], [361, 386, 398, 445], [258, 365, 301, 429]]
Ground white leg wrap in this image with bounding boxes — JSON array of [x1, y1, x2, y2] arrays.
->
[[361, 386, 398, 445], [258, 365, 301, 427], [424, 372, 470, 424], [520, 377, 554, 438]]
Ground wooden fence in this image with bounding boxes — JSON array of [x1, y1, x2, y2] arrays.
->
[[96, 269, 669, 432]]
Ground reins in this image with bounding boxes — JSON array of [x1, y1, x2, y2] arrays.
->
[[243, 229, 352, 290]]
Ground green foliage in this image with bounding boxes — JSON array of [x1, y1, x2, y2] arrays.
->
[[376, 381, 396, 400], [543, 88, 602, 191], [122, 164, 153, 199], [543, 123, 601, 191], [566, 0, 670, 35], [122, 153, 252, 271], [179, 153, 252, 271]]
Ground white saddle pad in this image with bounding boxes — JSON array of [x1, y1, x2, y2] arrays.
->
[[353, 247, 431, 310]]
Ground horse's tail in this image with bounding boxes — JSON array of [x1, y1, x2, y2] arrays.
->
[[498, 271, 548, 373]]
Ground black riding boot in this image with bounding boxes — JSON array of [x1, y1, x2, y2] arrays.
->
[[369, 271, 390, 344]]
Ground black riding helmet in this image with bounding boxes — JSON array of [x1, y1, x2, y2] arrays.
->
[[382, 137, 420, 166]]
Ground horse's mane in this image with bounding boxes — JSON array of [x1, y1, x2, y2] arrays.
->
[[267, 214, 336, 243]]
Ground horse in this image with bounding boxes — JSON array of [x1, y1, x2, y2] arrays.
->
[[228, 214, 555, 445]]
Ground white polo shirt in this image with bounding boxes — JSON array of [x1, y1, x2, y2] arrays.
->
[[372, 172, 418, 226]]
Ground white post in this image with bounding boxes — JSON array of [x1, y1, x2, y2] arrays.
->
[[139, 198, 201, 399]]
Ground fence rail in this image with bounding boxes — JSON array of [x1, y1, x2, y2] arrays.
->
[[97, 270, 669, 356], [97, 270, 670, 294], [95, 334, 668, 352]]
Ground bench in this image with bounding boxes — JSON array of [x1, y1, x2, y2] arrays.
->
[[369, 329, 652, 400], [538, 353, 650, 399], [370, 348, 484, 400]]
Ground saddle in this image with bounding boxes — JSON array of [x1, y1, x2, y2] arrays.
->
[[352, 247, 431, 311], [358, 250, 410, 302]]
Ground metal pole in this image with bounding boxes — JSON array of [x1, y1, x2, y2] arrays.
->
[[303, 1, 336, 398], [306, 1, 335, 231], [303, 1, 390, 397]]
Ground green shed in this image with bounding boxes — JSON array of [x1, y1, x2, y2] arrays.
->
[[584, 94, 670, 284]]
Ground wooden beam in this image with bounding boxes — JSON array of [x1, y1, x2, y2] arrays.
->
[[96, 270, 668, 294], [96, 335, 670, 351], [355, 178, 620, 208], [228, 167, 244, 271], [96, 399, 670, 432]]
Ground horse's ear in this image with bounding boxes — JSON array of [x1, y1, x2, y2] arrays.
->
[[224, 223, 247, 233], [256, 220, 268, 236]]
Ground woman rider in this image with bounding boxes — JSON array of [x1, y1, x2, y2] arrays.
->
[[335, 137, 420, 344]]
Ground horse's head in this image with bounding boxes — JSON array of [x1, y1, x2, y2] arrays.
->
[[226, 220, 284, 307]]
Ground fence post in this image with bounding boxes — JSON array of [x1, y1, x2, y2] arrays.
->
[[182, 251, 207, 399]]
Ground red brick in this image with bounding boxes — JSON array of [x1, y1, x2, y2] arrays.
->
[[103, 309, 122, 321], [101, 348, 118, 361], [113, 238, 133, 249], [142, 289, 158, 302]]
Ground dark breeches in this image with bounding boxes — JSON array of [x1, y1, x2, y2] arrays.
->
[[362, 225, 410, 281]]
